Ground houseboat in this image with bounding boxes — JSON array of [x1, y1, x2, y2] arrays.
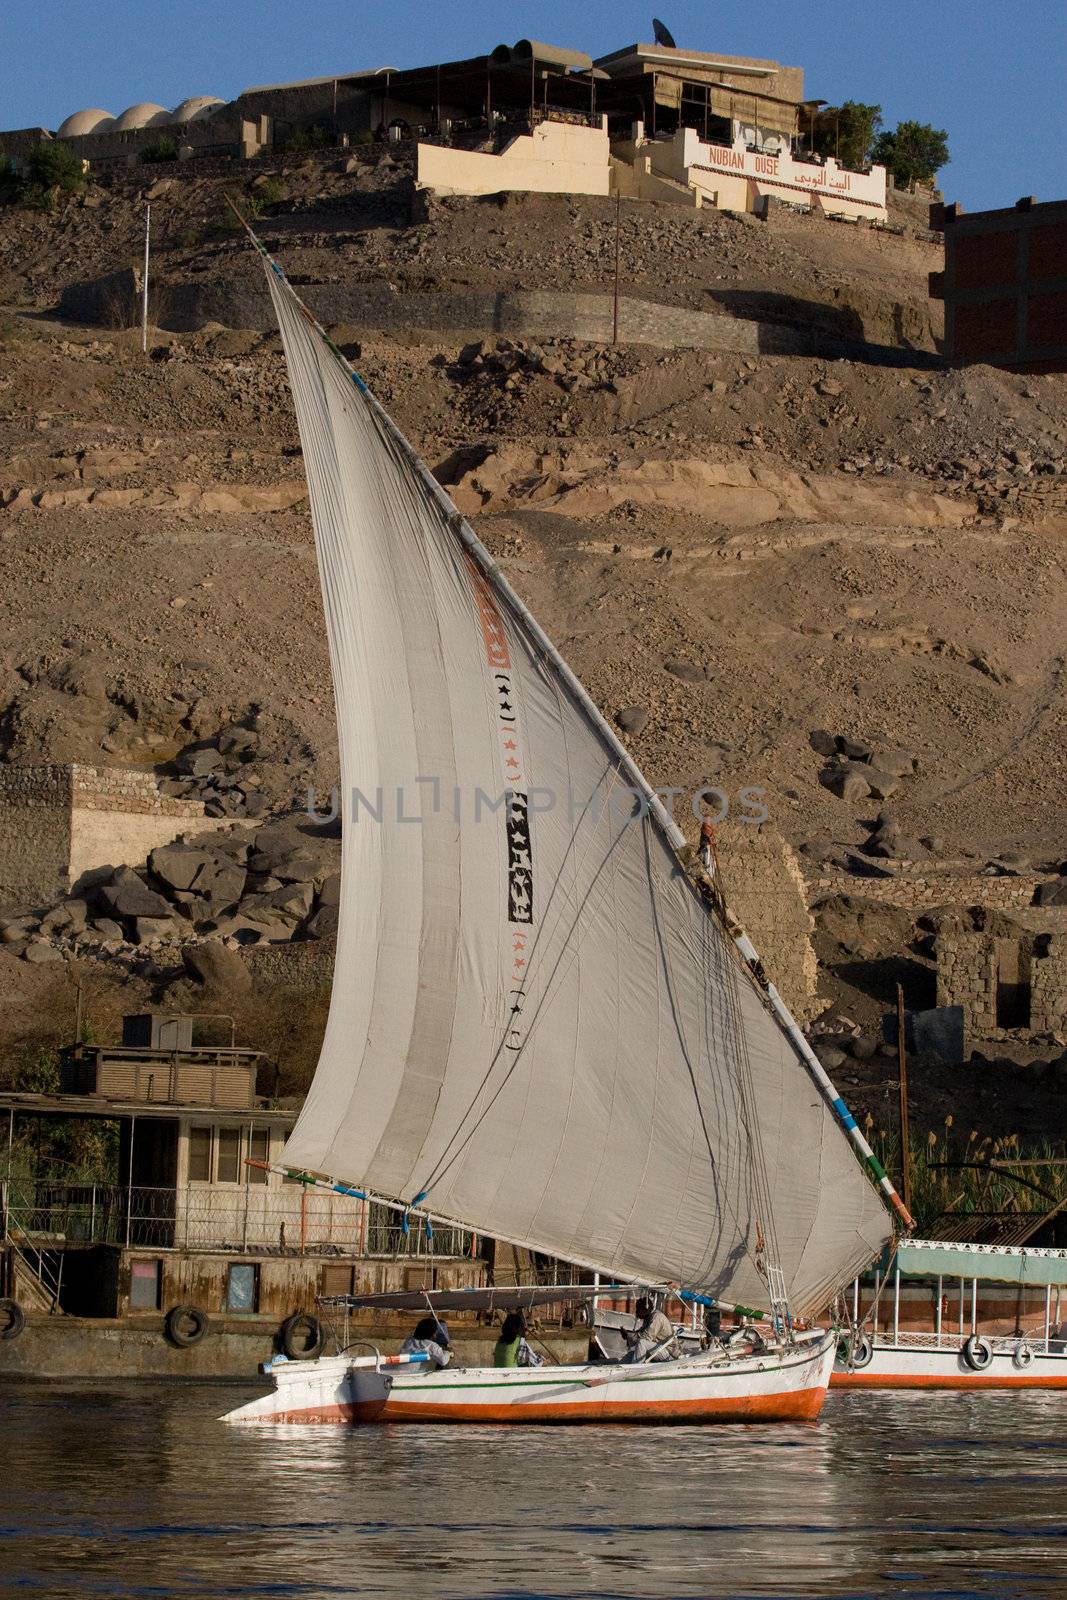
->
[[833, 1237, 1067, 1388], [0, 1014, 487, 1377]]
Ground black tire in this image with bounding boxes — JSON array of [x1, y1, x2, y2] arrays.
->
[[1013, 1341, 1034, 1369], [164, 1304, 209, 1348], [281, 1312, 325, 1360], [0, 1299, 25, 1340], [962, 1334, 993, 1371]]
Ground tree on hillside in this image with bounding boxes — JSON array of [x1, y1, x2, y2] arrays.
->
[[871, 121, 950, 187], [813, 101, 882, 170], [18, 140, 87, 210]]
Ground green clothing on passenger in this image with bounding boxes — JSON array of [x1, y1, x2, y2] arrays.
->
[[494, 1335, 521, 1367]]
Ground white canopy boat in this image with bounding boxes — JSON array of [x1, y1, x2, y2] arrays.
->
[[222, 215, 910, 1428], [833, 1238, 1067, 1389]]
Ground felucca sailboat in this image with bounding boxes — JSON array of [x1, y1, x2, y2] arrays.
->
[[223, 218, 911, 1427]]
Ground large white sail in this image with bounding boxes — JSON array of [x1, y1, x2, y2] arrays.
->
[[263, 258, 894, 1318]]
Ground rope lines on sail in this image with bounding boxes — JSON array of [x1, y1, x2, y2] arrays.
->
[[405, 758, 631, 1210]]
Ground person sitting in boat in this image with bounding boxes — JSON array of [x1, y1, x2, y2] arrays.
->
[[624, 1295, 681, 1363], [400, 1316, 451, 1368], [493, 1311, 544, 1368]]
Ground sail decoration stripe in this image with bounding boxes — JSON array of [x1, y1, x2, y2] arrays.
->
[[248, 222, 897, 1318]]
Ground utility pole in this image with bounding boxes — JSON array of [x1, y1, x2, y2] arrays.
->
[[612, 191, 621, 345], [141, 202, 151, 354], [896, 983, 912, 1217]]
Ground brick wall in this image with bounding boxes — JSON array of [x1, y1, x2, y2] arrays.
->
[[933, 196, 1067, 372]]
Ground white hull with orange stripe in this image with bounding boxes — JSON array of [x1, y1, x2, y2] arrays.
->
[[223, 1329, 836, 1426], [832, 1338, 1067, 1390]]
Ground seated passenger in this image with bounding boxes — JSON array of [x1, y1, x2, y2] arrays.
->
[[493, 1310, 544, 1368], [624, 1295, 681, 1363], [400, 1315, 451, 1368]]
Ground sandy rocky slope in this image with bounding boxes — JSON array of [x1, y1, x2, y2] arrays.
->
[[1, 155, 1066, 1128]]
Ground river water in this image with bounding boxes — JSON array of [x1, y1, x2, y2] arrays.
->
[[0, 1383, 1064, 1599]]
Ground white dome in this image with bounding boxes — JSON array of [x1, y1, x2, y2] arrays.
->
[[114, 102, 171, 131], [57, 108, 116, 138], [171, 95, 224, 124]]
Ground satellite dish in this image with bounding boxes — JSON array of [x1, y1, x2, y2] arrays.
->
[[653, 17, 677, 48]]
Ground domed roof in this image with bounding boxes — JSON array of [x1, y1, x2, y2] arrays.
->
[[114, 102, 171, 131], [171, 95, 224, 124], [57, 108, 116, 138]]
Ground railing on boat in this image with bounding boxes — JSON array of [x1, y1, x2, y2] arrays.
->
[[849, 1265, 1067, 1356], [0, 1179, 475, 1259]]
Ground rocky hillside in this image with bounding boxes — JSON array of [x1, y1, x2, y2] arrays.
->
[[1, 158, 1066, 1128]]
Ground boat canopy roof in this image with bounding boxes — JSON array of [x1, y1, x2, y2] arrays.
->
[[319, 1283, 623, 1313], [896, 1238, 1067, 1287]]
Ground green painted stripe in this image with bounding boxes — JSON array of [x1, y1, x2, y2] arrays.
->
[[388, 1343, 829, 1395], [867, 1154, 888, 1182]]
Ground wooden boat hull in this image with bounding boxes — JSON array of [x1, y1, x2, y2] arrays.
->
[[832, 1339, 1067, 1389], [223, 1330, 835, 1426]]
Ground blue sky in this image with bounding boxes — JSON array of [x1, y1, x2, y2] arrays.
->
[[3, 1, 1063, 210]]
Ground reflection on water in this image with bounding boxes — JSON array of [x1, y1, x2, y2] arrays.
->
[[0, 1383, 1065, 1598]]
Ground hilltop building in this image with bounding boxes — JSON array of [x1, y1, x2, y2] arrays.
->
[[930, 195, 1067, 372], [0, 34, 887, 221]]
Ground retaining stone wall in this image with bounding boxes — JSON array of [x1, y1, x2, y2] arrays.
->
[[812, 869, 1042, 912], [715, 820, 820, 1021], [0, 765, 74, 914]]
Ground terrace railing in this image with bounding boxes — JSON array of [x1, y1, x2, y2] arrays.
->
[[0, 1180, 473, 1260]]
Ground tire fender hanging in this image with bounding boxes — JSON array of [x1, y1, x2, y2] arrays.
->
[[280, 1312, 325, 1360], [962, 1334, 993, 1371], [1012, 1341, 1034, 1369], [0, 1299, 25, 1340], [164, 1305, 210, 1348]]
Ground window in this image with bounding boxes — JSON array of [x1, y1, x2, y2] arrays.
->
[[130, 1258, 161, 1310], [216, 1128, 241, 1184], [188, 1126, 212, 1183], [226, 1262, 258, 1313], [248, 1128, 270, 1183]]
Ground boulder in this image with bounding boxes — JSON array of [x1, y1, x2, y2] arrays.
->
[[1, 916, 38, 945], [176, 746, 223, 778], [304, 904, 339, 940], [1034, 880, 1067, 908], [91, 918, 125, 942], [665, 660, 707, 685], [23, 939, 62, 963], [815, 1044, 846, 1070], [821, 765, 871, 803], [244, 882, 315, 923], [150, 844, 215, 893], [217, 726, 258, 756], [182, 941, 252, 994], [272, 852, 322, 885], [861, 766, 901, 801], [190, 861, 247, 909], [837, 736, 872, 762], [318, 873, 342, 908], [616, 706, 649, 736], [848, 1035, 879, 1060], [98, 867, 174, 920], [132, 916, 179, 945], [871, 748, 918, 777], [808, 729, 837, 757]]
